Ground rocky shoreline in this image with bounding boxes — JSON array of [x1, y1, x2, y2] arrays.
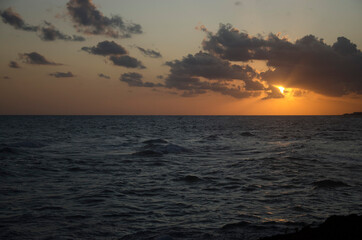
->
[[261, 214, 362, 240]]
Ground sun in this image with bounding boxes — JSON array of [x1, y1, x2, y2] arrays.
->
[[278, 86, 285, 94]]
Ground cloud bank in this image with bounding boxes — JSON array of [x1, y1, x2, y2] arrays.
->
[[163, 51, 264, 98], [202, 24, 362, 97], [135, 24, 361, 99]]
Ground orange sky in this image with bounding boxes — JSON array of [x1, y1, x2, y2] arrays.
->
[[1, 0, 361, 115]]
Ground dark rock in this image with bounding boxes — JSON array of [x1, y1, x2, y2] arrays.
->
[[261, 214, 362, 240]]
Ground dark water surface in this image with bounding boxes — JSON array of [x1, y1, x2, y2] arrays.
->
[[1, 116, 362, 239]]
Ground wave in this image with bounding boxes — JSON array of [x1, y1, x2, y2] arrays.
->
[[9, 140, 46, 148], [132, 150, 164, 157], [133, 141, 190, 156], [241, 132, 255, 137], [142, 138, 168, 144], [176, 175, 203, 183], [221, 221, 250, 230]]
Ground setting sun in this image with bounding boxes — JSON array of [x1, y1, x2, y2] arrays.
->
[[278, 86, 285, 94]]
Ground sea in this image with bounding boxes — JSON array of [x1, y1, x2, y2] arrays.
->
[[1, 115, 362, 240]]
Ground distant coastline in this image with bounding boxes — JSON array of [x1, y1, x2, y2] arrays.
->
[[343, 112, 362, 116]]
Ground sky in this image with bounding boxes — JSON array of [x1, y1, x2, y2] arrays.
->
[[1, 0, 362, 115]]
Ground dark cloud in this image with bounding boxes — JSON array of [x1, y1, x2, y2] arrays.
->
[[66, 0, 142, 38], [162, 60, 263, 98], [137, 47, 162, 58], [157, 75, 164, 79], [1, 8, 85, 42], [202, 23, 272, 61], [235, 1, 242, 6], [117, 51, 263, 98], [164, 74, 259, 99], [39, 21, 85, 41], [164, 52, 264, 98], [109, 55, 145, 69], [49, 71, 74, 78], [98, 73, 110, 79], [82, 40, 127, 56], [82, 40, 145, 69], [0, 8, 38, 32], [120, 72, 163, 87], [20, 52, 60, 65], [3, 76, 11, 79], [203, 24, 362, 97], [165, 52, 257, 84], [9, 61, 20, 69]]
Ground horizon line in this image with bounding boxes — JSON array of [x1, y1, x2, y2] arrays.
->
[[0, 114, 349, 117]]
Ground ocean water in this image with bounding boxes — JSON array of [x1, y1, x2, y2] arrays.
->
[[1, 116, 362, 239]]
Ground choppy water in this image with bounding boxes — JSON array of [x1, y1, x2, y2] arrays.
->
[[1, 116, 362, 239]]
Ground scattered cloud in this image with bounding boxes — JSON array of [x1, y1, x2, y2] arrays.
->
[[120, 72, 163, 87], [136, 47, 162, 58], [9, 61, 20, 69], [82, 40, 145, 69], [110, 55, 145, 69], [82, 40, 127, 55], [98, 73, 110, 79], [66, 0, 142, 38], [0, 8, 38, 32], [1, 8, 85, 42], [202, 23, 362, 97], [49, 71, 74, 78], [39, 21, 85, 41], [20, 52, 60, 65], [195, 24, 208, 32]]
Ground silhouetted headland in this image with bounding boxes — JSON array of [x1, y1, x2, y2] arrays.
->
[[343, 112, 362, 116], [261, 214, 362, 240]]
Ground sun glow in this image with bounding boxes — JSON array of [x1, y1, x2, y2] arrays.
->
[[278, 86, 285, 94]]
